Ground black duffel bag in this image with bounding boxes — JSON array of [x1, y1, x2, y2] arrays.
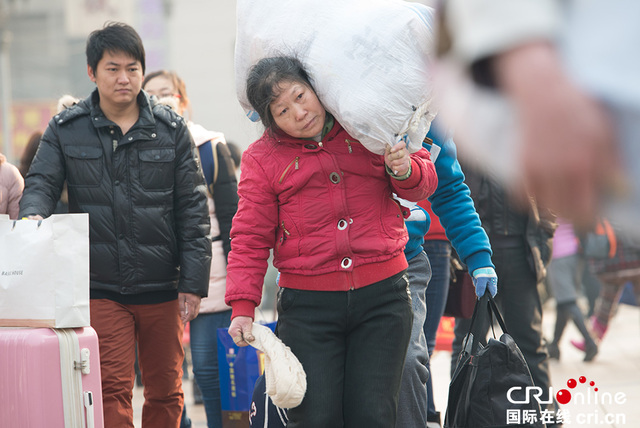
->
[[445, 294, 544, 428]]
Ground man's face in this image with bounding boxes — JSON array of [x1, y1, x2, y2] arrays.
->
[[87, 50, 143, 109]]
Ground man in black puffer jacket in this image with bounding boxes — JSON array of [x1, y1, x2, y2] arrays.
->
[[449, 159, 561, 425], [19, 22, 211, 428]]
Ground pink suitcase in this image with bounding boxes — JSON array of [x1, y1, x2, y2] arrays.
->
[[0, 326, 104, 427]]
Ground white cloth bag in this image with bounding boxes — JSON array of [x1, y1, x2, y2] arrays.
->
[[0, 214, 90, 328], [250, 323, 307, 409], [235, 0, 437, 154]]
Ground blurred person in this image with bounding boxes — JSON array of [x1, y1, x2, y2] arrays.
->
[[0, 152, 24, 219], [143, 70, 239, 428], [226, 56, 438, 428], [419, 203, 451, 428], [397, 121, 495, 428], [434, 0, 639, 233], [571, 222, 640, 352], [546, 219, 598, 361], [449, 159, 559, 423], [19, 22, 211, 428]]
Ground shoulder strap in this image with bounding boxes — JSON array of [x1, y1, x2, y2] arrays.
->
[[197, 140, 218, 198], [596, 218, 617, 258], [212, 141, 219, 191]]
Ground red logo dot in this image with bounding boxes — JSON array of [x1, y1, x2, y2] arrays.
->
[[590, 381, 595, 387], [579, 376, 587, 383], [567, 378, 577, 388], [557, 389, 572, 405]]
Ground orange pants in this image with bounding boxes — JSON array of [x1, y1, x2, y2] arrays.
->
[[91, 299, 185, 428]]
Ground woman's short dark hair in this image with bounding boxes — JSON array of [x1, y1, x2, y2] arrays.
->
[[86, 22, 146, 74], [19, 131, 43, 178], [245, 56, 315, 130]]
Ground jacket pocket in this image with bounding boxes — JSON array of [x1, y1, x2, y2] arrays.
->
[[274, 213, 300, 260], [138, 148, 175, 190], [380, 196, 407, 240], [64, 145, 103, 187]]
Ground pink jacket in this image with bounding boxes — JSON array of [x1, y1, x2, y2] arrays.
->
[[552, 218, 580, 259], [225, 122, 438, 318], [0, 154, 24, 219]]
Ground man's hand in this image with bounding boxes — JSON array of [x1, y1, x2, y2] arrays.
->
[[178, 292, 201, 323], [228, 316, 255, 347], [472, 267, 498, 298], [495, 42, 617, 228]]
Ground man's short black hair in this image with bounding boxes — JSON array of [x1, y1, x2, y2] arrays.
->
[[86, 21, 146, 74]]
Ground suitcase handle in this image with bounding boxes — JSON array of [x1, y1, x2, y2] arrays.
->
[[84, 391, 95, 428]]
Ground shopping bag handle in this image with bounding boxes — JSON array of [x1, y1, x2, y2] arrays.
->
[[486, 293, 509, 337], [459, 294, 484, 358], [460, 292, 510, 356]]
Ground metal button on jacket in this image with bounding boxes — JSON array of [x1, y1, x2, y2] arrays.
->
[[330, 172, 341, 184], [341, 257, 352, 269]]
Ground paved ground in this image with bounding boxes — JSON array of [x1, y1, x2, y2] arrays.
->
[[134, 301, 639, 427]]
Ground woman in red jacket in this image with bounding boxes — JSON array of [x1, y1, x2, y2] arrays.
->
[[226, 56, 438, 428]]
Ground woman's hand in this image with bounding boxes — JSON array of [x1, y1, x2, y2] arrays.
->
[[385, 141, 411, 177], [228, 316, 255, 347]]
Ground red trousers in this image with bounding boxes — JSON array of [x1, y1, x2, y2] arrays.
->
[[91, 299, 185, 428]]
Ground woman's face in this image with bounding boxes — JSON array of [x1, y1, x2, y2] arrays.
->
[[269, 80, 326, 139], [143, 75, 184, 114]]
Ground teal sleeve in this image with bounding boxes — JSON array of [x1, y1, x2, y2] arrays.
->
[[426, 123, 493, 273]]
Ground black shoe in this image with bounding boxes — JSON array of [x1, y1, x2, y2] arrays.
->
[[584, 342, 598, 362], [547, 342, 560, 360]]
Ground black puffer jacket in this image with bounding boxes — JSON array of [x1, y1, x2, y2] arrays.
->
[[19, 90, 211, 296], [461, 161, 557, 283]]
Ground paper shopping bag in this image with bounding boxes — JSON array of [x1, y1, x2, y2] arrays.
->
[[0, 214, 90, 328]]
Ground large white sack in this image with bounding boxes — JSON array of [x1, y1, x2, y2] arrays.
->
[[235, 0, 437, 154]]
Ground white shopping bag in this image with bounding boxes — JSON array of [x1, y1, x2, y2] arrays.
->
[[235, 0, 437, 154], [0, 214, 90, 328]]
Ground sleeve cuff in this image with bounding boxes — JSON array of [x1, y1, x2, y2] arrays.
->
[[391, 158, 422, 189], [230, 300, 257, 320], [464, 250, 495, 274]]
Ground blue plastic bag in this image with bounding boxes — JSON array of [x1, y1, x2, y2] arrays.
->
[[217, 322, 277, 413]]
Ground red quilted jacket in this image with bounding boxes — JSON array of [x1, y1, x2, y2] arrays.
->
[[225, 122, 438, 318]]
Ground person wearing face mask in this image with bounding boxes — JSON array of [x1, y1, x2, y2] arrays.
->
[[143, 70, 239, 428]]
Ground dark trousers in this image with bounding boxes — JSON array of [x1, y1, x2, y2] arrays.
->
[[277, 271, 413, 428], [451, 245, 555, 409]]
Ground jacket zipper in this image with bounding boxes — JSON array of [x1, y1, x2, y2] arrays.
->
[[345, 139, 353, 153], [280, 221, 291, 244], [281, 221, 291, 237], [278, 157, 299, 184]]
